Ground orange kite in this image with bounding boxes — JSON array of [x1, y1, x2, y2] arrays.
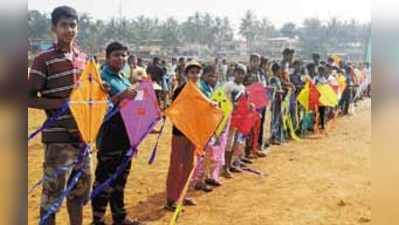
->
[[69, 59, 109, 144], [165, 81, 224, 155]]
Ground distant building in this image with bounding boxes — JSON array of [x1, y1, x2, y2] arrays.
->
[[266, 37, 300, 58]]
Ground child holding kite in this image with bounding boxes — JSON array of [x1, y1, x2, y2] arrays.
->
[[269, 63, 285, 145], [222, 64, 247, 178], [165, 60, 203, 211], [192, 65, 226, 192], [28, 6, 91, 225], [91, 42, 144, 225]]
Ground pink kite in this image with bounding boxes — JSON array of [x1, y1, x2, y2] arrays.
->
[[246, 82, 268, 109], [120, 80, 161, 148]]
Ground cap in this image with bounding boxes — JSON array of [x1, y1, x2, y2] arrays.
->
[[234, 63, 247, 74], [184, 60, 202, 73]]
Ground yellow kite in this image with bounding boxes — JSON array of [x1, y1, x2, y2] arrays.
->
[[211, 87, 233, 137], [69, 59, 109, 144], [165, 81, 224, 155], [297, 81, 310, 111], [317, 84, 338, 107]]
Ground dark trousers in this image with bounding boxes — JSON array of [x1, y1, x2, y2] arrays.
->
[[91, 151, 132, 224], [319, 106, 326, 129], [257, 107, 267, 148]]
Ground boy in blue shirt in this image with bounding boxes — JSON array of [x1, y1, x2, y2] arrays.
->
[[91, 42, 144, 225]]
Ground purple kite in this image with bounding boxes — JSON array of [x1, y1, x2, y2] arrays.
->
[[246, 82, 268, 109], [120, 80, 161, 149]]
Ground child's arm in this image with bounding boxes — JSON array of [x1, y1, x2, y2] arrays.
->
[[28, 57, 66, 110]]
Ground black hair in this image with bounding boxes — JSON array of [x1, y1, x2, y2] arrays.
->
[[203, 65, 217, 76], [153, 57, 160, 64], [306, 63, 315, 72], [272, 63, 280, 74], [318, 66, 326, 75], [282, 48, 291, 55], [260, 57, 269, 67], [312, 53, 320, 59], [105, 41, 128, 58], [128, 54, 137, 64], [51, 6, 79, 26]]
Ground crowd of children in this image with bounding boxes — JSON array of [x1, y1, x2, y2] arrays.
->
[[28, 6, 371, 225]]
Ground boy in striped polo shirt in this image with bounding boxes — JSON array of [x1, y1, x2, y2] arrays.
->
[[28, 6, 90, 225]]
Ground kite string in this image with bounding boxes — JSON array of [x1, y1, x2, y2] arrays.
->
[[28, 102, 70, 141], [29, 84, 154, 193], [90, 118, 159, 199], [148, 117, 166, 164], [39, 144, 90, 225], [28, 148, 91, 194], [28, 102, 115, 194]]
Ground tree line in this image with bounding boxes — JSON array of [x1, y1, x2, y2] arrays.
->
[[29, 9, 370, 58]]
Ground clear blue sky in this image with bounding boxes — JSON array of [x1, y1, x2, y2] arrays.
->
[[29, 0, 371, 30]]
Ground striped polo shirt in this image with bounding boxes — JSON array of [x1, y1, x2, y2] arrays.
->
[[29, 43, 87, 143]]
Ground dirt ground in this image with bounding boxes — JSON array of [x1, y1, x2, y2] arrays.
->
[[28, 99, 370, 225]]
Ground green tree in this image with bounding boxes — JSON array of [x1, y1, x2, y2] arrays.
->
[[239, 10, 258, 52]]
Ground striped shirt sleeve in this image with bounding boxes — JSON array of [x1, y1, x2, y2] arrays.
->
[[29, 55, 47, 92]]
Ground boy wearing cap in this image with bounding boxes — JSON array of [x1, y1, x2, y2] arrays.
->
[[165, 60, 203, 211]]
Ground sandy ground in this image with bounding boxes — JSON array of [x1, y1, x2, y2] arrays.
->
[[28, 99, 370, 225]]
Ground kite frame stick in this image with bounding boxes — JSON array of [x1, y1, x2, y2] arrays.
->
[[169, 155, 198, 225]]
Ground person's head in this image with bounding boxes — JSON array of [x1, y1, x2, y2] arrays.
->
[[327, 56, 335, 65], [202, 65, 219, 87], [214, 57, 219, 64], [184, 61, 202, 82], [222, 59, 227, 65], [172, 57, 177, 64], [137, 57, 143, 66], [153, 57, 160, 65], [293, 60, 302, 72], [51, 6, 79, 45], [306, 63, 316, 77], [233, 64, 247, 83], [161, 60, 166, 66], [249, 53, 261, 70], [312, 53, 321, 64], [105, 41, 128, 72], [128, 54, 137, 68], [271, 63, 281, 77], [283, 48, 295, 63], [178, 57, 185, 65], [260, 57, 269, 69], [187, 58, 193, 62], [318, 66, 327, 77]]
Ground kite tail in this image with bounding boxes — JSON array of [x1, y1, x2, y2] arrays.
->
[[39, 144, 90, 225], [40, 171, 83, 225], [242, 167, 263, 176], [91, 147, 137, 199], [287, 114, 302, 142], [169, 155, 198, 225], [28, 143, 92, 194], [28, 102, 69, 141], [148, 118, 166, 165]]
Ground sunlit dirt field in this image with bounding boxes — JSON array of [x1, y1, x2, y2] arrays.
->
[[28, 99, 371, 225]]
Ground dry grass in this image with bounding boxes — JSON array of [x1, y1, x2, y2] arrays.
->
[[28, 100, 371, 225]]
